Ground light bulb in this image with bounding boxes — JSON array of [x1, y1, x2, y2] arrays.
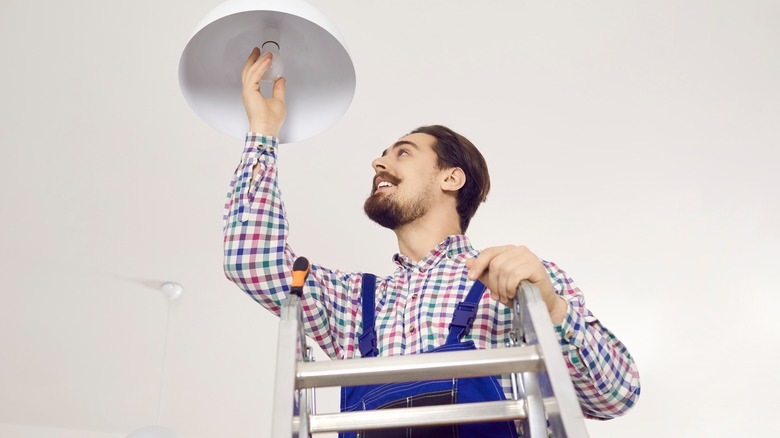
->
[[260, 27, 284, 82]]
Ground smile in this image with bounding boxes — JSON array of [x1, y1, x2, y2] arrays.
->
[[377, 181, 395, 190], [374, 182, 396, 195], [373, 174, 400, 195]]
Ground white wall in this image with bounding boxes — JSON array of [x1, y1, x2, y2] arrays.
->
[[0, 0, 777, 437]]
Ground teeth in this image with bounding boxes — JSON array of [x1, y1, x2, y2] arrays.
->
[[377, 182, 394, 189]]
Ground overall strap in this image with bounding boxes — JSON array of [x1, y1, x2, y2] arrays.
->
[[358, 273, 379, 358], [445, 280, 487, 345]]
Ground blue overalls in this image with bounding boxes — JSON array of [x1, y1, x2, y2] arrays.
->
[[339, 274, 519, 438]]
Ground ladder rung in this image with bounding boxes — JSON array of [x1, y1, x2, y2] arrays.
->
[[293, 399, 527, 434], [296, 345, 543, 389]]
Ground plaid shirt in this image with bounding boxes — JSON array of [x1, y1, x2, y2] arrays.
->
[[223, 134, 640, 420]]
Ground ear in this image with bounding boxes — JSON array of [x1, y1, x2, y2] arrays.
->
[[440, 167, 466, 193]]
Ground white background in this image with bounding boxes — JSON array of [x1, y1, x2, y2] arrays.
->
[[0, 0, 778, 437]]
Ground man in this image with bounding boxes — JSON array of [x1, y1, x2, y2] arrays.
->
[[223, 49, 640, 431]]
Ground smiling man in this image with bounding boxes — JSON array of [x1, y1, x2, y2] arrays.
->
[[223, 49, 640, 437]]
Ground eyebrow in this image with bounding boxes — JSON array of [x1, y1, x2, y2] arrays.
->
[[381, 140, 419, 157]]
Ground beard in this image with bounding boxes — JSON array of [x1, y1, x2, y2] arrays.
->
[[363, 192, 428, 230], [363, 173, 431, 230]]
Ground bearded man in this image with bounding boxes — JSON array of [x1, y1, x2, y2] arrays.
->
[[223, 48, 640, 437]]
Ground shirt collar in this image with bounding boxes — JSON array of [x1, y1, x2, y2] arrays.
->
[[392, 235, 474, 271]]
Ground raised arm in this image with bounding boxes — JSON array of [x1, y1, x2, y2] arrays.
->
[[222, 48, 366, 360]]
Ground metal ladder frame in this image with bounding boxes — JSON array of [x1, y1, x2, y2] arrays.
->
[[270, 281, 589, 437]]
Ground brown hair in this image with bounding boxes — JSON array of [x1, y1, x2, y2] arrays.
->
[[410, 125, 490, 232]]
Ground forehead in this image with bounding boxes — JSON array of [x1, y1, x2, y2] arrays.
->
[[381, 132, 437, 156]]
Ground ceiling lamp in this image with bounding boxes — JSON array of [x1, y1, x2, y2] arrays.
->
[[179, 0, 356, 143]]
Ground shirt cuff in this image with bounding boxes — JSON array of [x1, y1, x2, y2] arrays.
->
[[240, 133, 279, 177], [554, 302, 591, 375], [243, 132, 279, 157], [236, 133, 279, 207], [554, 300, 586, 347]]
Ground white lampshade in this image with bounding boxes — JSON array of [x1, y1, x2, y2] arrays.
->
[[179, 0, 356, 143]]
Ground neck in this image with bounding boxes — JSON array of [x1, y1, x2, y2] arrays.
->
[[393, 209, 461, 263]]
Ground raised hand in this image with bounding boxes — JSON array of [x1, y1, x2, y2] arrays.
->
[[241, 47, 286, 137]]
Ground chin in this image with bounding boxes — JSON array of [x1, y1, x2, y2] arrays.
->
[[363, 196, 401, 230]]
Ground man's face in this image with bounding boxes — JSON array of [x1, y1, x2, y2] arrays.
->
[[363, 133, 442, 230]]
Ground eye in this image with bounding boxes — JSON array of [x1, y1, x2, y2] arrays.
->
[[398, 149, 410, 157]]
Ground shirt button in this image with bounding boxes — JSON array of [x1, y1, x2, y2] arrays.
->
[[418, 267, 425, 273], [409, 326, 416, 334], [411, 294, 418, 301]]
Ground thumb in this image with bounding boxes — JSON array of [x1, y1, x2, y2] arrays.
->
[[273, 77, 286, 102]]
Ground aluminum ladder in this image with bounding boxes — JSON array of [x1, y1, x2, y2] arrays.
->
[[271, 257, 589, 437]]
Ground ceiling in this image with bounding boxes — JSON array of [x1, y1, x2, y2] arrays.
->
[[1, 1, 779, 437]]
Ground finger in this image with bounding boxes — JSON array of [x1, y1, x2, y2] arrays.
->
[[487, 258, 501, 302], [490, 250, 521, 304], [244, 58, 272, 94], [467, 246, 513, 281], [272, 77, 286, 102], [511, 255, 544, 297], [246, 52, 272, 83], [467, 248, 497, 281], [501, 260, 528, 302], [242, 47, 260, 82], [245, 53, 273, 89]]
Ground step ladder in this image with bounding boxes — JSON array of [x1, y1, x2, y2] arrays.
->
[[270, 258, 589, 437]]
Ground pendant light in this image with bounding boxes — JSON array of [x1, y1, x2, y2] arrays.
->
[[178, 0, 357, 143]]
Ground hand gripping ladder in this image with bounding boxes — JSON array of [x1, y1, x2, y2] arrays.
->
[[271, 257, 589, 437]]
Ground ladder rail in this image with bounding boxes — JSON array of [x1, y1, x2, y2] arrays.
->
[[270, 295, 303, 438], [518, 283, 589, 437]]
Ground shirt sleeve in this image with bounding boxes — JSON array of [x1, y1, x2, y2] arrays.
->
[[222, 133, 365, 360], [543, 260, 641, 420]]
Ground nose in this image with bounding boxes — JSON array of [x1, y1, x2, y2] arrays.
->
[[371, 155, 387, 172]]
